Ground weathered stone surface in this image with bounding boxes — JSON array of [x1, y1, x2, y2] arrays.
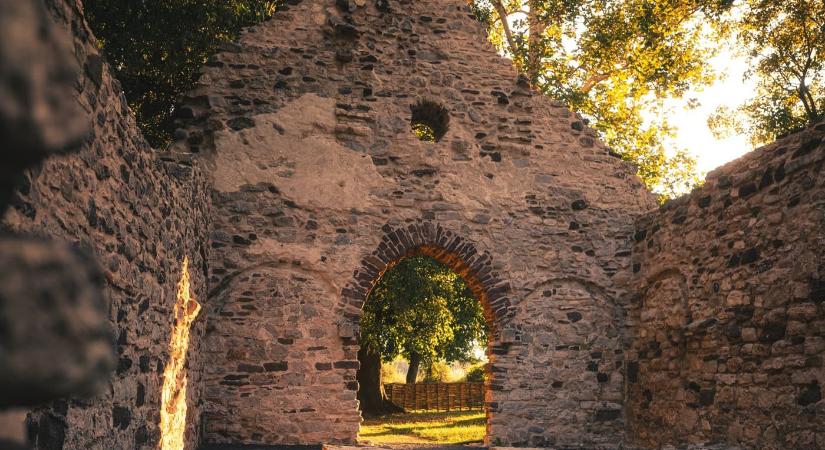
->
[[183, 0, 653, 447], [2, 1, 211, 449], [0, 1, 106, 447], [0, 410, 28, 446], [627, 123, 825, 450]]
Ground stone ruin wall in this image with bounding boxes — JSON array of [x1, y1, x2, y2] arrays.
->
[[1, 1, 212, 449], [627, 122, 825, 449], [4, 0, 824, 449], [171, 0, 656, 447]]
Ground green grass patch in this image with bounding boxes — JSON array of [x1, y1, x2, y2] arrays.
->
[[359, 410, 486, 445]]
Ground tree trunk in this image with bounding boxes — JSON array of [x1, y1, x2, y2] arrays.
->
[[406, 352, 421, 384], [799, 82, 816, 120], [491, 0, 518, 58], [356, 346, 404, 417], [526, 0, 543, 85]]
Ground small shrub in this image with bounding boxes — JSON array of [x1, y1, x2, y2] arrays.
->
[[422, 360, 452, 383], [464, 363, 486, 382], [382, 360, 406, 384]]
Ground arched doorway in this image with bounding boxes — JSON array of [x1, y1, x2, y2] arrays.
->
[[338, 222, 516, 446], [201, 219, 626, 448], [356, 254, 490, 444]]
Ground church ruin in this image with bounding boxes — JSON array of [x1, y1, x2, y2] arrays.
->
[[1, 0, 823, 449]]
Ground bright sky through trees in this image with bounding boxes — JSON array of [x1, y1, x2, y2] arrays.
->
[[597, 29, 758, 180], [488, 0, 824, 197], [658, 46, 757, 175]]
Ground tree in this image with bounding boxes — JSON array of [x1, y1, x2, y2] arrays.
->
[[464, 363, 487, 382], [84, 0, 280, 147], [357, 256, 487, 416], [472, 0, 734, 198], [356, 345, 405, 417], [708, 0, 824, 146]]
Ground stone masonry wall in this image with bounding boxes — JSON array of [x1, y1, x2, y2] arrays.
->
[[627, 122, 825, 449], [1, 1, 212, 449], [5, 1, 823, 449], [172, 0, 656, 447]]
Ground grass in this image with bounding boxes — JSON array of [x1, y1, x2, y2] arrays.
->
[[359, 410, 486, 445]]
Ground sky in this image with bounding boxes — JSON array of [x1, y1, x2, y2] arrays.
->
[[657, 42, 759, 177]]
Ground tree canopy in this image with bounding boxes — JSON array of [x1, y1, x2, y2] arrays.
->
[[472, 0, 735, 198], [708, 0, 825, 146], [357, 256, 486, 415], [360, 256, 487, 372], [85, 0, 280, 147]]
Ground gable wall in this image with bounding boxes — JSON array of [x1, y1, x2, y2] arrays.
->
[[179, 0, 654, 446]]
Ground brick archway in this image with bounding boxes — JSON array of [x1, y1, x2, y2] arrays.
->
[[340, 221, 516, 444], [339, 222, 515, 337]]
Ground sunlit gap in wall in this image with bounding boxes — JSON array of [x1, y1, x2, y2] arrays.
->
[[160, 257, 201, 450]]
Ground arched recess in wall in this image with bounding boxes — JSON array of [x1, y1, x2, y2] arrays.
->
[[518, 277, 627, 434], [338, 222, 517, 443], [520, 277, 625, 346], [519, 276, 625, 343], [635, 268, 690, 340], [201, 262, 349, 445], [626, 268, 691, 442]]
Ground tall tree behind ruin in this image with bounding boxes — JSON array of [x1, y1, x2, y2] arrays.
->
[[473, 0, 734, 197], [357, 257, 487, 416], [708, 0, 825, 146]]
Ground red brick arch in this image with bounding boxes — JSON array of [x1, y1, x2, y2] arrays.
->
[[340, 221, 516, 444], [338, 221, 515, 338]]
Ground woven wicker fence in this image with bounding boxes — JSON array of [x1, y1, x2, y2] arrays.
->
[[385, 382, 484, 411]]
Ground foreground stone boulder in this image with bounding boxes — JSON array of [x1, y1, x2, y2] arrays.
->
[[0, 236, 114, 407], [0, 0, 88, 211], [0, 0, 113, 448]]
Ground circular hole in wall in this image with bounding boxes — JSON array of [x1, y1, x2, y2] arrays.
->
[[410, 100, 449, 142]]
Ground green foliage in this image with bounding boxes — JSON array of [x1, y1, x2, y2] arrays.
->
[[470, 1, 495, 24], [85, 0, 280, 147], [421, 360, 453, 383], [708, 0, 824, 147], [473, 0, 734, 198], [412, 123, 437, 142], [381, 359, 408, 384], [706, 105, 746, 140], [656, 149, 703, 204], [361, 256, 487, 366], [463, 363, 487, 382]]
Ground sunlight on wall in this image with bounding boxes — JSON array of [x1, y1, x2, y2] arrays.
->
[[160, 257, 201, 450]]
